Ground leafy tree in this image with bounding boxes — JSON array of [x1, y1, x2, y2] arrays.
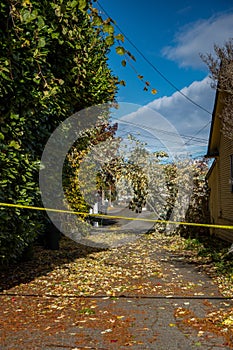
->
[[64, 122, 118, 214], [100, 138, 210, 237], [69, 123, 210, 240], [200, 38, 233, 138], [0, 0, 118, 263], [175, 159, 210, 238]]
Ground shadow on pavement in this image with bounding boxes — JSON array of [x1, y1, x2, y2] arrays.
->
[[0, 236, 107, 292]]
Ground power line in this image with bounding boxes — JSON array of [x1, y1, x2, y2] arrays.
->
[[109, 118, 208, 157], [183, 121, 211, 146], [119, 124, 207, 143], [97, 1, 212, 116], [110, 115, 208, 144], [118, 132, 207, 153], [119, 130, 206, 144]]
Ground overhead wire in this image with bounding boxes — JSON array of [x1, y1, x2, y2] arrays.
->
[[183, 120, 211, 146], [110, 118, 208, 158], [118, 124, 207, 144], [119, 131, 207, 146], [97, 1, 212, 116], [110, 115, 208, 144]]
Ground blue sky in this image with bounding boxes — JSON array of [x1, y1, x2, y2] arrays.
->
[[96, 0, 233, 158]]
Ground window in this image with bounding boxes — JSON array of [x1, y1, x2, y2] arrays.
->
[[230, 155, 233, 192]]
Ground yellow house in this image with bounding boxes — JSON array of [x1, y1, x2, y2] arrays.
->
[[206, 88, 233, 242]]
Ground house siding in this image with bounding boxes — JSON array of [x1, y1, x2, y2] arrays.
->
[[208, 160, 219, 231], [209, 134, 233, 242]]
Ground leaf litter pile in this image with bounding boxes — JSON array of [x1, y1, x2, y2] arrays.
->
[[1, 232, 233, 349]]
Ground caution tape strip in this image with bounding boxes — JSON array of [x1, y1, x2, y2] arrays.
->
[[0, 202, 233, 230]]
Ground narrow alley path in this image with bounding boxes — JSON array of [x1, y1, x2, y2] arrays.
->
[[0, 232, 233, 349]]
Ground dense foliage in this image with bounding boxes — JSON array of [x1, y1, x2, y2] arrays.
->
[[0, 0, 118, 263]]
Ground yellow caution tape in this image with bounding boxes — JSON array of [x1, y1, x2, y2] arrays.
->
[[0, 202, 233, 230]]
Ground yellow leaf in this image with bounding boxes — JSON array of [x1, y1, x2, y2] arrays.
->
[[151, 88, 157, 95], [116, 46, 125, 55], [115, 33, 125, 42], [169, 323, 176, 327], [119, 80, 126, 86], [22, 0, 31, 6], [222, 316, 233, 326]]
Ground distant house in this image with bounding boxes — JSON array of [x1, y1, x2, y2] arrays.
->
[[206, 88, 233, 242]]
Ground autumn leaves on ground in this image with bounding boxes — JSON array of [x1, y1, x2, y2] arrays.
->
[[1, 232, 233, 349]]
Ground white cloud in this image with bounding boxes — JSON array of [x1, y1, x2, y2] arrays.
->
[[162, 13, 233, 68], [113, 103, 184, 157], [146, 76, 216, 156], [112, 78, 216, 158]]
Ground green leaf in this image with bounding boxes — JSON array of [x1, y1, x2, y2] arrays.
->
[[21, 8, 38, 23], [92, 15, 103, 26], [78, 0, 86, 11], [51, 32, 59, 39], [105, 35, 114, 46], [70, 0, 79, 8], [38, 37, 46, 48], [103, 24, 114, 35], [37, 16, 45, 30], [9, 141, 21, 149], [0, 72, 11, 81], [0, 132, 4, 141], [10, 114, 19, 120]]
